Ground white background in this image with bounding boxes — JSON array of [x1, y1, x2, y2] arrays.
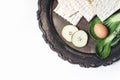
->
[[0, 0, 120, 80]]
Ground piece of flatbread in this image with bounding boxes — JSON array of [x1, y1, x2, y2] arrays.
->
[[75, 0, 95, 21], [58, 0, 96, 21], [54, 0, 120, 25], [92, 0, 120, 21], [54, 0, 96, 25], [54, 0, 82, 25]]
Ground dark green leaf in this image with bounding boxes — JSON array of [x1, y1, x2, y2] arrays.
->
[[89, 16, 103, 40], [96, 40, 111, 59]]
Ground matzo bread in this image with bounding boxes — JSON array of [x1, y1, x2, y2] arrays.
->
[[54, 0, 120, 25], [92, 0, 120, 21], [54, 0, 82, 25]]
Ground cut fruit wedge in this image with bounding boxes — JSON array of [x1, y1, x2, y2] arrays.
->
[[62, 25, 78, 42], [72, 30, 88, 47]]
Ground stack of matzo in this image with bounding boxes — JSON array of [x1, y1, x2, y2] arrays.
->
[[54, 0, 82, 25], [92, 0, 120, 21], [54, 0, 120, 25]]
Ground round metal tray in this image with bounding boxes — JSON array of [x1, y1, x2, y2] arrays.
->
[[37, 0, 120, 67]]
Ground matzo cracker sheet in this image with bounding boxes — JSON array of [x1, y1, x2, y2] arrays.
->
[[92, 0, 120, 21], [54, 0, 82, 25], [75, 0, 95, 21], [54, 0, 120, 25], [54, 0, 95, 25]]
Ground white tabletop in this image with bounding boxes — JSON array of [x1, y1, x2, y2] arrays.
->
[[0, 0, 120, 80]]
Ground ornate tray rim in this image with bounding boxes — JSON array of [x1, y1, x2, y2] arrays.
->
[[37, 0, 120, 68]]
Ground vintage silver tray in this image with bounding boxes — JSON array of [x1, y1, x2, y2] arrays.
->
[[37, 0, 120, 67]]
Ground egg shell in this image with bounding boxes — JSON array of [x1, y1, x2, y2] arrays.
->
[[94, 23, 108, 39]]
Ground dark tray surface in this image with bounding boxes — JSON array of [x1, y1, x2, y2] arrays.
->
[[37, 0, 120, 67]]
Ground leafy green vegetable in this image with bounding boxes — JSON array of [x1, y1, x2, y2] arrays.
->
[[104, 13, 120, 33], [96, 40, 112, 59], [89, 13, 120, 59], [89, 17, 102, 40], [96, 24, 120, 59], [112, 36, 120, 46], [104, 13, 120, 47]]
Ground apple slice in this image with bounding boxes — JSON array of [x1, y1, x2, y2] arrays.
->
[[62, 25, 78, 42], [72, 30, 88, 47]]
